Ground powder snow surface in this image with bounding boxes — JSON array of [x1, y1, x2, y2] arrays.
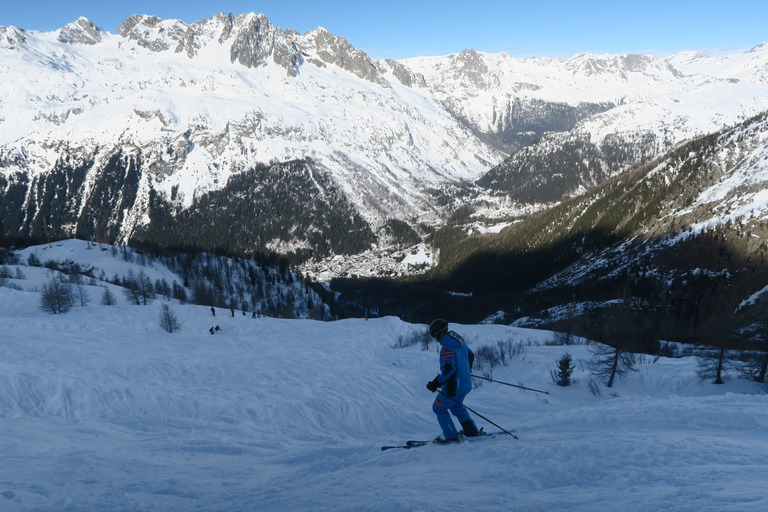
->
[[1, 241, 767, 511]]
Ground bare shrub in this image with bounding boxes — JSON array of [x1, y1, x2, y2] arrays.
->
[[392, 328, 430, 349], [587, 377, 602, 396]]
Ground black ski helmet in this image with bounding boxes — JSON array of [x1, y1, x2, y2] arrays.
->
[[429, 319, 449, 338]]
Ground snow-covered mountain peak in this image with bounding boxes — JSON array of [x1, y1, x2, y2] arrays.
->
[[298, 26, 387, 85], [666, 43, 768, 83], [566, 52, 683, 81], [117, 14, 188, 47], [440, 48, 496, 89], [57, 17, 105, 45], [226, 12, 302, 75], [0, 24, 27, 48]]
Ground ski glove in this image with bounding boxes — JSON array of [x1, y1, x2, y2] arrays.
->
[[426, 377, 441, 392]]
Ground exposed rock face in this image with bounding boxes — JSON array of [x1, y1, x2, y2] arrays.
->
[[228, 14, 303, 76], [382, 59, 427, 88], [299, 28, 387, 86], [117, 15, 187, 52], [113, 13, 387, 81], [0, 25, 27, 48], [57, 17, 105, 45]]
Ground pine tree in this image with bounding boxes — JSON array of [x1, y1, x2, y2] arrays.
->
[[172, 281, 187, 303], [553, 353, 575, 386]]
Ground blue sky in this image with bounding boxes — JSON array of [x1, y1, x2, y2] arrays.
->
[[2, 1, 766, 59]]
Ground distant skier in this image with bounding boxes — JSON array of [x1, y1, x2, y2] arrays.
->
[[426, 319, 479, 443], [210, 307, 215, 317]]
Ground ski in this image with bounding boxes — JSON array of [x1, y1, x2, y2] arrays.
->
[[463, 431, 507, 442], [380, 440, 431, 451], [381, 431, 509, 451]]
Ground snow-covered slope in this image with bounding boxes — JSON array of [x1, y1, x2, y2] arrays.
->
[[9, 238, 330, 319], [1, 241, 767, 511]]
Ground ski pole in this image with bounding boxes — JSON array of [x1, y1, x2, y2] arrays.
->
[[471, 374, 550, 395], [439, 391, 519, 440]]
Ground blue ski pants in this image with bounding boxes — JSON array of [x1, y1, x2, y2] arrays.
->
[[432, 393, 471, 439]]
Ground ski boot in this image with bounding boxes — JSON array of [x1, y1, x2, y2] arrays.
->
[[460, 420, 481, 437]]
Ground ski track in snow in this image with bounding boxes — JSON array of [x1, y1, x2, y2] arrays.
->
[[1, 240, 768, 511]]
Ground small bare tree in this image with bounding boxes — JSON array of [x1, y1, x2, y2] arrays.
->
[[696, 345, 730, 384], [40, 277, 71, 314], [101, 287, 118, 306], [586, 343, 637, 388], [159, 304, 181, 333], [734, 323, 768, 384], [743, 349, 768, 384], [123, 269, 155, 305], [75, 283, 90, 307], [553, 330, 576, 346]]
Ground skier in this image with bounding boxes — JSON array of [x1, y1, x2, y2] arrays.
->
[[426, 319, 480, 443]]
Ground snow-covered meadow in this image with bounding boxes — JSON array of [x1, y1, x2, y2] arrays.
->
[[1, 241, 767, 511]]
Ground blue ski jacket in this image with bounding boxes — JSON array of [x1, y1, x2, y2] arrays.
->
[[435, 331, 474, 399]]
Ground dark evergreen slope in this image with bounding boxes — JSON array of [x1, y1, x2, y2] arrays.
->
[[0, 153, 375, 264], [0, 148, 139, 245], [135, 160, 375, 263], [477, 130, 663, 204]]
